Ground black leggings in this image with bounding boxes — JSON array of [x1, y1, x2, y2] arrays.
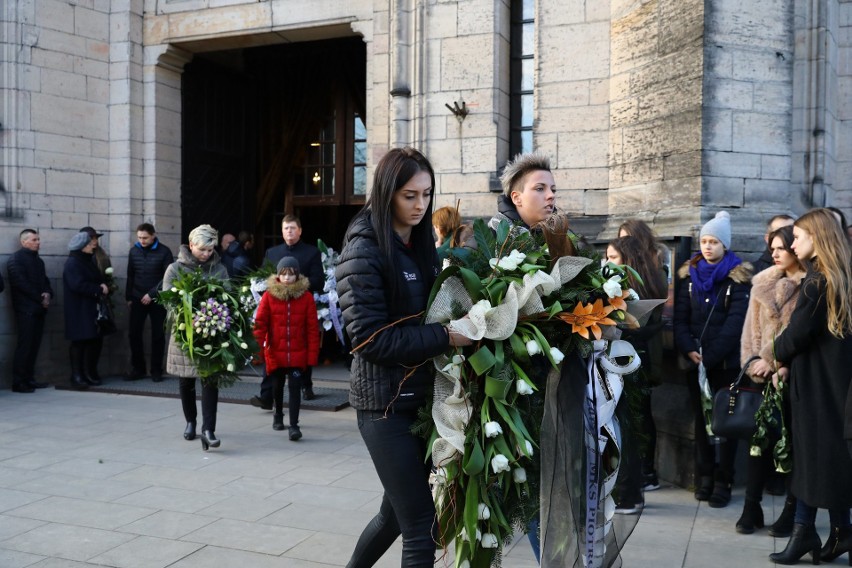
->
[[269, 367, 303, 427], [179, 378, 218, 432], [689, 366, 739, 480], [347, 409, 435, 568]]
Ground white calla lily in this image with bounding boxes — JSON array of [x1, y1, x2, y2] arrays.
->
[[602, 275, 623, 298]]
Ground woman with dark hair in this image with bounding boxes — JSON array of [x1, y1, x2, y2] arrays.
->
[[606, 236, 668, 514], [735, 225, 805, 537], [769, 208, 852, 565], [336, 147, 471, 568], [618, 219, 669, 278]]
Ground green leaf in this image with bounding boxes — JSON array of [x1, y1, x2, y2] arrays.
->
[[469, 345, 497, 376], [509, 333, 530, 364], [458, 267, 485, 303], [495, 220, 510, 250], [485, 278, 507, 305], [473, 218, 496, 260], [463, 477, 480, 555], [484, 375, 513, 401], [463, 437, 486, 475]]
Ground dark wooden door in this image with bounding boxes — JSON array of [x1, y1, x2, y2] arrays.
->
[[181, 57, 257, 242]]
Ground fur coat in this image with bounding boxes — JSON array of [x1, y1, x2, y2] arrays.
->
[[740, 266, 803, 369]]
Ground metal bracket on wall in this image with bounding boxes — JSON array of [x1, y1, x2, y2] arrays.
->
[[445, 99, 468, 123]]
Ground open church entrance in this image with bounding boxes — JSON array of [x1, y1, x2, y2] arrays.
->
[[181, 37, 367, 262]]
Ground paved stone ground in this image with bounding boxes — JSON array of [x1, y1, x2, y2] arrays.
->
[[0, 371, 840, 567]]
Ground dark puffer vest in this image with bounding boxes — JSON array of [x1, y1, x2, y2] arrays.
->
[[335, 213, 449, 413]]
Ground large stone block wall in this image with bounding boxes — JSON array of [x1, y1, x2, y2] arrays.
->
[[703, 0, 795, 255], [606, 0, 705, 240]]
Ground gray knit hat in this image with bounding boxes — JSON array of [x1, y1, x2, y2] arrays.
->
[[68, 232, 90, 251], [276, 256, 300, 274], [700, 211, 732, 250]]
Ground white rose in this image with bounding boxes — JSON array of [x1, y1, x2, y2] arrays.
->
[[525, 339, 541, 356], [178, 290, 185, 296], [750, 446, 762, 457], [178, 323, 186, 330], [203, 344, 212, 350], [211, 330, 216, 336], [477, 503, 491, 520], [491, 454, 511, 474], [483, 421, 503, 438], [513, 468, 527, 483], [221, 342, 229, 348], [105, 267, 113, 275], [226, 363, 235, 372], [550, 347, 565, 364], [516, 379, 534, 395], [602, 275, 623, 298], [481, 533, 499, 548], [237, 330, 242, 338], [240, 342, 248, 349], [171, 287, 178, 293]]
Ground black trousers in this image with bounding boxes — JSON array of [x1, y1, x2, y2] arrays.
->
[[269, 367, 303, 426], [128, 300, 167, 375], [347, 409, 436, 568], [13, 311, 45, 383], [688, 366, 739, 480], [259, 365, 313, 402], [179, 377, 218, 432]]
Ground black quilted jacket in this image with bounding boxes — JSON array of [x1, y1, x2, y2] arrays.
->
[[335, 212, 449, 412]]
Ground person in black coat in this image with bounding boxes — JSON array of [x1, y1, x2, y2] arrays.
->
[[6, 229, 53, 392], [336, 147, 471, 568], [221, 230, 254, 278], [125, 222, 174, 381], [768, 208, 852, 565], [63, 232, 109, 390], [256, 216, 323, 402], [673, 211, 752, 508], [752, 214, 796, 275]]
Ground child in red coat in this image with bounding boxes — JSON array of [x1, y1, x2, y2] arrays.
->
[[253, 257, 319, 440]]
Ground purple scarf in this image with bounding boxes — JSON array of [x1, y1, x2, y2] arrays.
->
[[688, 251, 742, 304]]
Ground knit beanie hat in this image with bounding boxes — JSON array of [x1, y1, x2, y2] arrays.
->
[[68, 232, 90, 251], [700, 211, 732, 249], [276, 256, 300, 274]]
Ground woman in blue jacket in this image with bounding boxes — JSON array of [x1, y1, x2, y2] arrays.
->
[[673, 212, 752, 508], [336, 147, 471, 568]]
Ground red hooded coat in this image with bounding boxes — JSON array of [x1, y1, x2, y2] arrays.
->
[[253, 274, 319, 373]]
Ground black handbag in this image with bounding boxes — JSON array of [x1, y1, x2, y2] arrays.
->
[[710, 356, 764, 439], [96, 296, 117, 336]]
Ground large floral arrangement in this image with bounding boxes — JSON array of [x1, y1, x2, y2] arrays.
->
[[315, 239, 345, 345], [420, 217, 656, 568], [158, 269, 258, 387]]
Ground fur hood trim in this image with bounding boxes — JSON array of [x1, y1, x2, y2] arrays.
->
[[265, 274, 310, 300], [677, 255, 753, 284]]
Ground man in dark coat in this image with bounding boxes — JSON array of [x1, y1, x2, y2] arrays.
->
[[7, 229, 53, 392], [126, 223, 173, 381], [221, 230, 254, 278], [253, 215, 324, 404]]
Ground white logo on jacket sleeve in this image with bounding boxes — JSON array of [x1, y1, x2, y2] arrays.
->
[[403, 271, 418, 282]]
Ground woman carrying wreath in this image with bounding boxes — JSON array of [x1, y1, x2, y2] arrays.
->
[[734, 225, 804, 537], [163, 224, 229, 451], [769, 208, 852, 565], [336, 148, 471, 568]]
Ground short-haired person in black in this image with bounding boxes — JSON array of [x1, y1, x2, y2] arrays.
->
[[336, 147, 472, 567], [126, 223, 174, 381], [7, 229, 53, 392]]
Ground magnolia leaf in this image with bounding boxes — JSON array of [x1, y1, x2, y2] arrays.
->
[[495, 220, 511, 251], [463, 477, 480, 557], [484, 375, 513, 401], [459, 267, 485, 303], [469, 345, 497, 376], [473, 218, 496, 260], [485, 278, 508, 305]]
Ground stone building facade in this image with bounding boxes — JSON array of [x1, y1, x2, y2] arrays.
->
[[1, 0, 850, 413]]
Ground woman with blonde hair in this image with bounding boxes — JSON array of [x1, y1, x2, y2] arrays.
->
[[163, 224, 230, 451], [769, 208, 852, 565], [734, 225, 805, 536]]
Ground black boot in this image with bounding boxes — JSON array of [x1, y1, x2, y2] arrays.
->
[[200, 430, 220, 451], [769, 523, 822, 565], [769, 497, 797, 538], [694, 475, 713, 501], [820, 525, 852, 564], [708, 471, 733, 508], [69, 344, 89, 390], [183, 422, 196, 441], [736, 499, 764, 534], [273, 413, 285, 431], [84, 338, 103, 386]]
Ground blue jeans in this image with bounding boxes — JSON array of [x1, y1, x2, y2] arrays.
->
[[347, 409, 436, 568], [794, 500, 851, 527]]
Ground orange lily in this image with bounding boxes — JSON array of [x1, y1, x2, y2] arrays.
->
[[608, 288, 630, 311], [557, 299, 617, 340]]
